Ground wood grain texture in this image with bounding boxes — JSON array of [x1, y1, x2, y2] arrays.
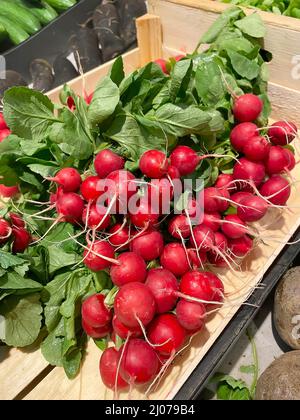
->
[[148, 0, 300, 91], [136, 14, 163, 66]]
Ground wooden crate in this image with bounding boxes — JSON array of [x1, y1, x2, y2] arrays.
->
[[1, 3, 300, 400]]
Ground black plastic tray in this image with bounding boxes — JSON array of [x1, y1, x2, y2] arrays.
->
[[3, 0, 101, 83], [174, 226, 300, 400]]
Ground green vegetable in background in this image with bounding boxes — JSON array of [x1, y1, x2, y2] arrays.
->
[[220, 0, 300, 19]]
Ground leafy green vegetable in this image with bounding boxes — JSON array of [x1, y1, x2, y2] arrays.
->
[[88, 76, 120, 126]]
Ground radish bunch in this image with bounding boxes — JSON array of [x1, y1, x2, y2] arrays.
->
[[0, 213, 31, 253], [0, 112, 11, 143]]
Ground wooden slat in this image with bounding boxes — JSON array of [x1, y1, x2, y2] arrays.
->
[[136, 14, 163, 66], [148, 0, 300, 91]]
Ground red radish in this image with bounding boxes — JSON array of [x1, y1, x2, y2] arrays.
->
[[230, 122, 258, 152], [82, 204, 111, 230], [48, 168, 81, 192], [81, 293, 112, 328], [229, 235, 253, 257], [130, 229, 164, 261], [129, 200, 159, 228], [168, 214, 191, 239], [160, 243, 190, 277], [176, 299, 206, 331], [145, 268, 179, 313], [94, 150, 124, 178], [215, 174, 236, 192], [120, 338, 159, 384], [80, 176, 103, 202], [204, 187, 230, 213], [82, 318, 111, 339], [260, 175, 291, 206], [175, 54, 186, 61], [49, 186, 63, 204], [9, 213, 25, 228], [147, 178, 174, 211], [100, 347, 128, 390], [231, 191, 253, 206], [0, 129, 11, 142], [147, 314, 186, 356], [56, 192, 84, 223], [221, 214, 247, 239], [202, 212, 221, 232], [237, 195, 268, 222], [67, 96, 75, 111], [180, 271, 224, 304], [167, 165, 181, 179], [284, 149, 296, 171], [85, 91, 94, 104], [243, 136, 270, 162], [170, 145, 199, 176], [0, 184, 20, 198], [108, 224, 131, 250], [233, 94, 263, 122], [233, 158, 266, 188], [186, 197, 202, 223], [114, 282, 156, 328], [208, 232, 228, 267], [106, 170, 137, 212], [112, 315, 142, 339], [139, 150, 169, 179], [268, 121, 297, 146], [189, 225, 215, 251], [0, 113, 8, 130], [154, 58, 168, 74], [187, 248, 208, 268], [12, 228, 31, 253], [110, 252, 147, 287], [83, 240, 115, 271], [0, 219, 11, 244], [265, 146, 290, 175]]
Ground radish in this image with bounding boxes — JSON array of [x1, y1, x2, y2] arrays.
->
[[0, 184, 20, 198], [145, 268, 179, 313], [243, 136, 270, 162], [0, 129, 11, 142], [83, 240, 115, 271], [112, 315, 142, 339], [94, 150, 125, 178], [47, 168, 81, 193], [189, 225, 215, 251], [230, 122, 258, 152], [106, 170, 137, 213], [186, 197, 202, 223], [129, 200, 159, 228], [9, 213, 25, 229], [139, 150, 169, 179], [260, 175, 291, 206], [110, 252, 147, 287], [80, 176, 104, 202], [12, 227, 31, 253], [154, 58, 168, 74], [187, 248, 208, 268], [56, 192, 84, 223], [204, 187, 230, 213], [114, 282, 156, 328], [202, 212, 221, 232], [167, 165, 181, 179], [268, 121, 297, 146], [0, 218, 11, 244], [168, 214, 191, 239], [233, 94, 263, 122], [130, 229, 164, 261], [229, 235, 253, 257], [170, 145, 199, 176], [0, 112, 8, 130], [82, 318, 111, 339], [147, 178, 174, 212], [175, 54, 186, 61], [215, 174, 236, 192], [180, 271, 224, 304], [81, 293, 112, 328], [231, 191, 253, 206], [120, 338, 159, 384], [100, 347, 128, 390], [265, 146, 290, 175], [237, 195, 268, 222], [221, 214, 247, 239], [147, 314, 186, 356], [160, 243, 190, 276], [108, 224, 131, 250], [284, 149, 296, 171], [208, 232, 228, 267], [233, 158, 266, 188], [82, 204, 111, 230], [176, 299, 206, 332]]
